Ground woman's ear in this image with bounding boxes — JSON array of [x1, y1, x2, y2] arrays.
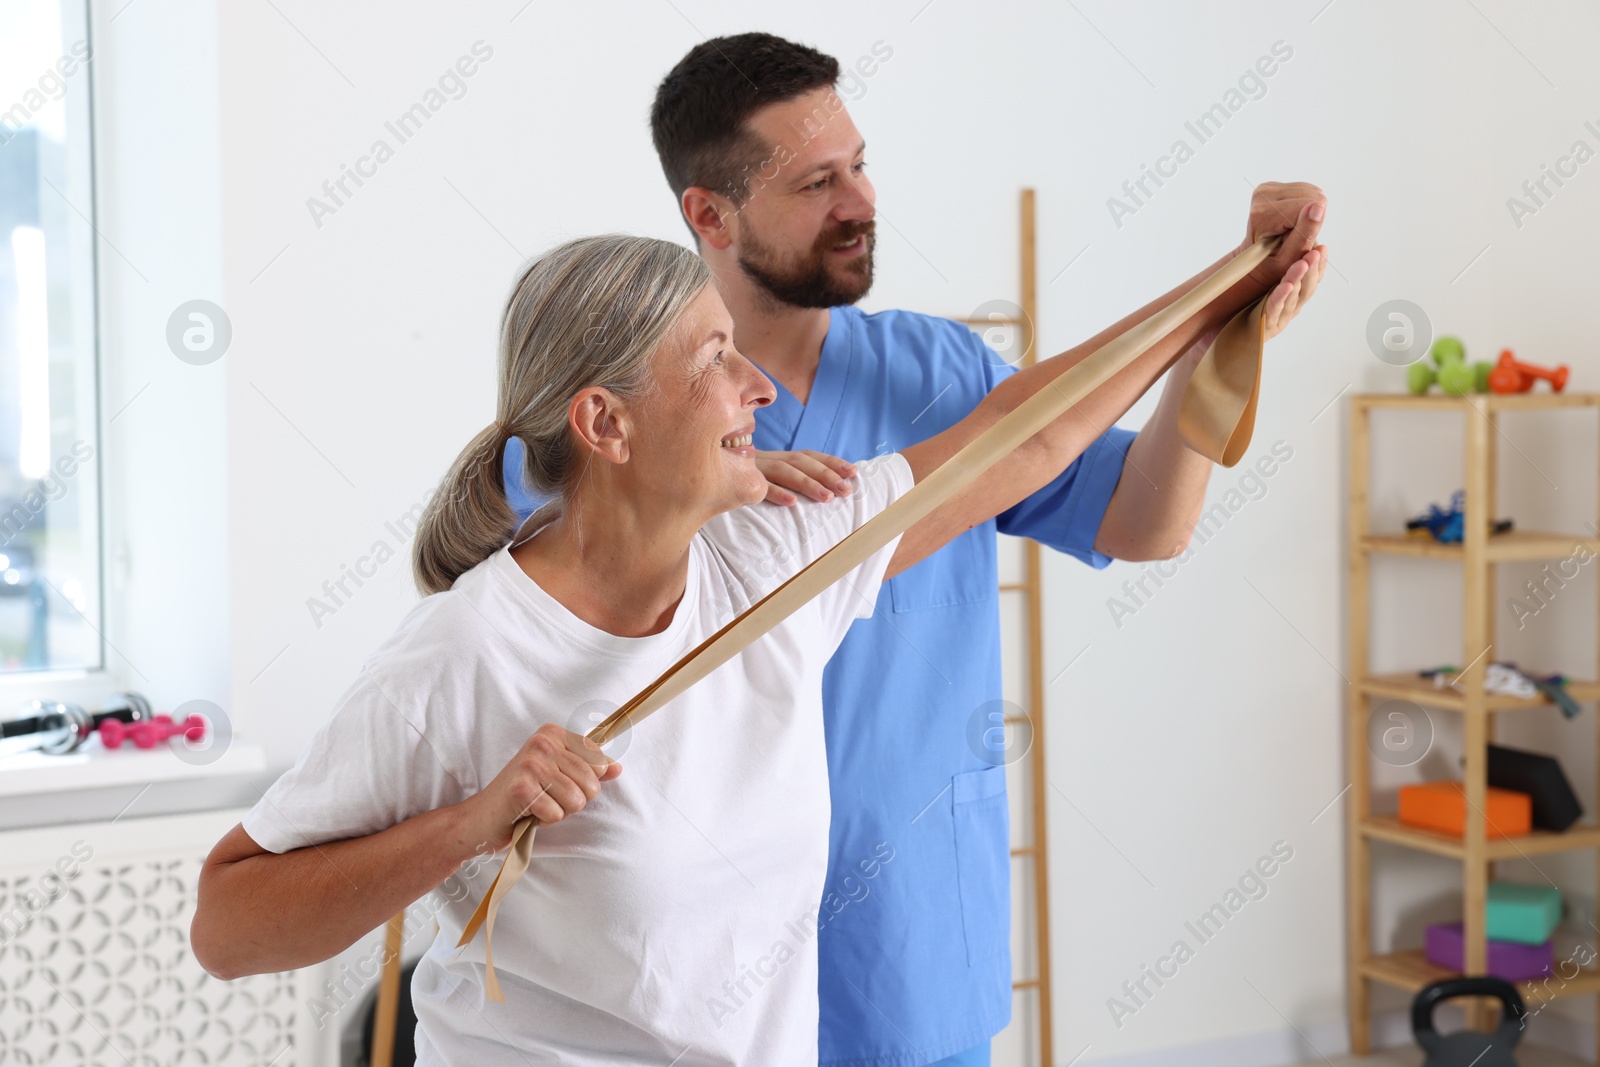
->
[[569, 388, 630, 466]]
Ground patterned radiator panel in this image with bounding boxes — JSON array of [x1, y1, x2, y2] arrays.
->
[[0, 848, 302, 1065]]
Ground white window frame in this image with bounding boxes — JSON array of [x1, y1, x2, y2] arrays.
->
[[0, 0, 231, 733]]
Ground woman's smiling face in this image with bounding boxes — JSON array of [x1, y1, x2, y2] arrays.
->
[[626, 284, 776, 517]]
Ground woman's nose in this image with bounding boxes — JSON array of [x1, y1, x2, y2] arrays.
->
[[741, 357, 776, 408]]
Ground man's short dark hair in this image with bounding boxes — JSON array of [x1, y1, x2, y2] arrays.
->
[[650, 33, 839, 236]]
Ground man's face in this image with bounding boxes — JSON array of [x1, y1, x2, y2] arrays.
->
[[730, 88, 877, 309]]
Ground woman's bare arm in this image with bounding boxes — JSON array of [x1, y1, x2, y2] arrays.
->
[[192, 722, 619, 979], [192, 806, 483, 979]]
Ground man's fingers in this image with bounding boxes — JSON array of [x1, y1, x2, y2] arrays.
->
[[754, 450, 855, 502], [1263, 261, 1305, 327], [1251, 208, 1325, 291], [1264, 280, 1293, 336], [1300, 246, 1328, 302], [1262, 248, 1328, 340], [1265, 278, 1291, 322], [804, 450, 857, 480], [760, 458, 835, 501], [788, 469, 835, 501], [780, 456, 846, 500], [794, 453, 852, 495], [1279, 284, 1302, 327], [764, 483, 800, 506]]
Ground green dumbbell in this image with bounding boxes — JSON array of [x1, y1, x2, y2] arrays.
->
[[1406, 337, 1487, 395], [1430, 336, 1466, 367], [1408, 362, 1438, 395], [1441, 358, 1494, 395], [1439, 359, 1476, 396]]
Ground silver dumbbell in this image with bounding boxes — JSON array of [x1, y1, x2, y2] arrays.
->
[[0, 692, 153, 756]]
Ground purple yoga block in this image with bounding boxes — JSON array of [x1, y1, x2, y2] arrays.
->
[[1425, 922, 1553, 982]]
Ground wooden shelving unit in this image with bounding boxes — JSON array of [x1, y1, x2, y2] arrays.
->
[[1346, 392, 1600, 1056]]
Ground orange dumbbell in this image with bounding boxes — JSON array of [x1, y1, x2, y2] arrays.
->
[[1487, 349, 1568, 394]]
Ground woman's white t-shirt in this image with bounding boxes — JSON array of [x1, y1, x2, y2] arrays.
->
[[242, 453, 914, 1066]]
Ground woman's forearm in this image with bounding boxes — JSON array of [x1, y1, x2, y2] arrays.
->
[[195, 722, 621, 980], [992, 243, 1258, 469], [892, 246, 1260, 573], [193, 800, 485, 979]]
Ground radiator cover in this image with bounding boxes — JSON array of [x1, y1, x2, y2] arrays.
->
[[0, 808, 337, 1065]]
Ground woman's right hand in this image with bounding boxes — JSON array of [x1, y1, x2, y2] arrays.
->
[[459, 723, 622, 851]]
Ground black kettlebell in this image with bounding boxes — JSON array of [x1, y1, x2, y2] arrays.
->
[[1412, 976, 1524, 1067]]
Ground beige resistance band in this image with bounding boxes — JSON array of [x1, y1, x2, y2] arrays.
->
[[458, 235, 1278, 1002]]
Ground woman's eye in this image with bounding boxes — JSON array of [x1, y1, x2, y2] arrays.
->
[[852, 161, 867, 174]]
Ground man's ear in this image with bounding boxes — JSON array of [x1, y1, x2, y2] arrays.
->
[[569, 388, 631, 466], [682, 187, 736, 252]]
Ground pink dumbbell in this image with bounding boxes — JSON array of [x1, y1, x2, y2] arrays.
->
[[99, 713, 206, 750]]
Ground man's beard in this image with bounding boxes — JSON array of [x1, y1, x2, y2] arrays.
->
[[737, 219, 875, 310]]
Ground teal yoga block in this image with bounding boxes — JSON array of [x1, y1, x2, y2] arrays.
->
[[1487, 882, 1563, 945]]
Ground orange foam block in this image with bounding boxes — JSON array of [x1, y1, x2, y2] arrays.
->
[[1398, 780, 1531, 838]]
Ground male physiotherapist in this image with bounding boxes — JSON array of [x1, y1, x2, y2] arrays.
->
[[508, 32, 1326, 1067]]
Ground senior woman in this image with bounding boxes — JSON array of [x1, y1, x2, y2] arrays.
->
[[192, 226, 1321, 1063]]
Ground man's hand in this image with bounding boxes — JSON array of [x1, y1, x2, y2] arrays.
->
[[1240, 181, 1327, 293], [1262, 244, 1327, 341], [755, 449, 857, 505]]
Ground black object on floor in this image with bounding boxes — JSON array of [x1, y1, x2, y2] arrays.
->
[[360, 959, 419, 1066], [1412, 976, 1524, 1066], [1487, 743, 1584, 831]]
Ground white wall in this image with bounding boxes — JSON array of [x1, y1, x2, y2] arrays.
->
[[201, 0, 1600, 1061]]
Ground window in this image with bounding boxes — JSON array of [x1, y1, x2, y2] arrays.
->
[[0, 0, 101, 676]]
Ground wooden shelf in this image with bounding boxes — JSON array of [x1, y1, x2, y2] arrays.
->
[[1362, 815, 1600, 860], [1361, 672, 1600, 712], [1348, 392, 1600, 1053], [1361, 531, 1600, 561], [1363, 949, 1600, 999], [1354, 392, 1600, 412]]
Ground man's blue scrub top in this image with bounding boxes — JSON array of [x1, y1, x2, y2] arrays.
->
[[503, 305, 1134, 1066]]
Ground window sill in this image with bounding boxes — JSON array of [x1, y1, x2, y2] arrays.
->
[[0, 736, 265, 799]]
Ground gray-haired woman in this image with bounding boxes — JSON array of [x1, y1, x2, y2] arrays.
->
[[191, 231, 1308, 1065]]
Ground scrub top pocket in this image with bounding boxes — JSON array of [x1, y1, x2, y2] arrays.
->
[[889, 522, 997, 613], [951, 765, 1010, 966]]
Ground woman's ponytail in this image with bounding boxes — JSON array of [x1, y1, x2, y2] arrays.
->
[[412, 423, 517, 595]]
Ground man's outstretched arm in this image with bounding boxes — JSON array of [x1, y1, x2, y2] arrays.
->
[[888, 182, 1327, 575], [1094, 232, 1328, 561]]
